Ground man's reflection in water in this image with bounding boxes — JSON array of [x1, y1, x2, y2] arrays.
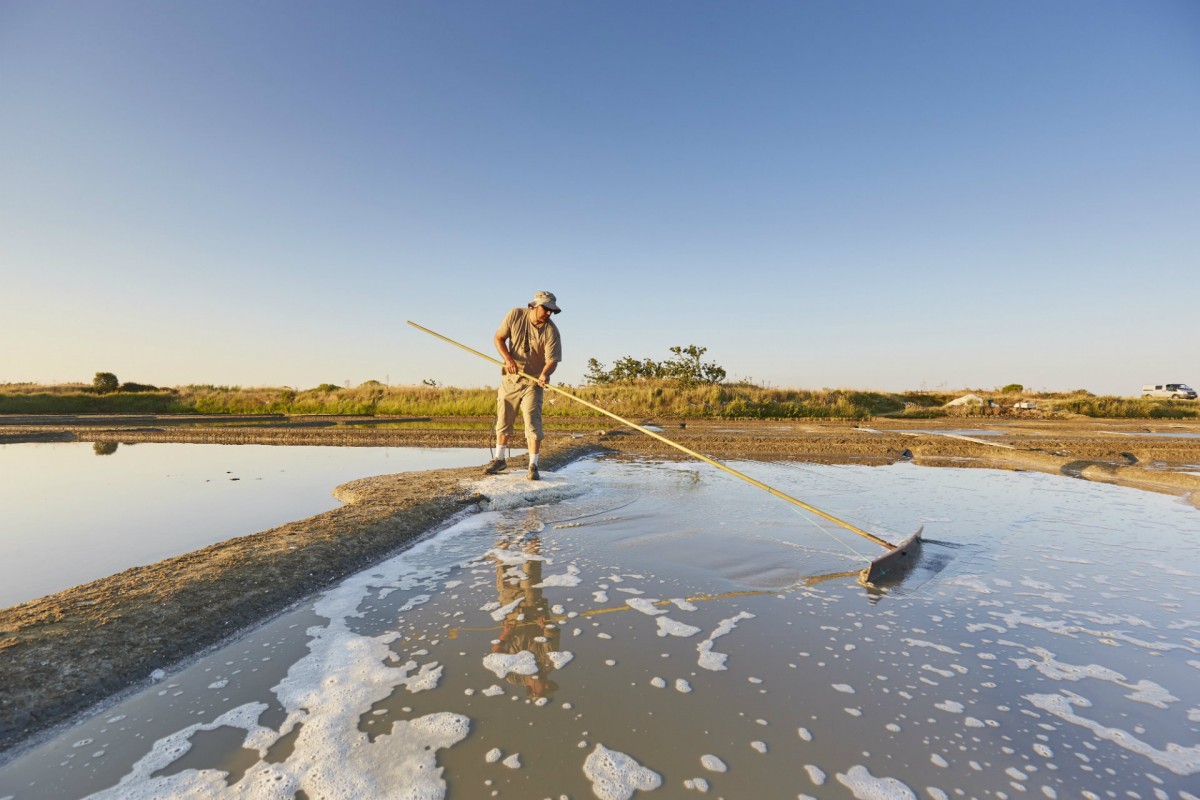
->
[[490, 524, 562, 700]]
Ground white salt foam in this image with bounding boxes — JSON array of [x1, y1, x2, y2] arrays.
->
[[697, 612, 755, 671], [74, 513, 502, 800], [836, 764, 918, 799], [483, 651, 538, 679], [627, 597, 666, 616], [1026, 691, 1200, 776], [657, 617, 702, 638], [490, 597, 524, 621], [535, 564, 582, 588], [583, 744, 663, 800], [548, 651, 574, 669]]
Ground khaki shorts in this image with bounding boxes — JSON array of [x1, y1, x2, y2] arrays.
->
[[495, 375, 544, 442]]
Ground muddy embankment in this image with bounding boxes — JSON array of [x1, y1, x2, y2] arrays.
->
[[1, 414, 1199, 755]]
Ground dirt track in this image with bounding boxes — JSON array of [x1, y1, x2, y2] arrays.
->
[[2, 414, 1199, 755]]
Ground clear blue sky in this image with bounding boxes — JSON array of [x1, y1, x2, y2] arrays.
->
[[2, 1, 1197, 395]]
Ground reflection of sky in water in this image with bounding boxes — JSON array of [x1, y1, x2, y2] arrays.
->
[[0, 442, 483, 607], [2, 458, 1199, 799]]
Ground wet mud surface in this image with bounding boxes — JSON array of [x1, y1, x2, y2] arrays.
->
[[2, 414, 1199, 755]]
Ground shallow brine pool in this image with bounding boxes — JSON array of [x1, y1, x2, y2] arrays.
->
[[1, 457, 1198, 800], [0, 442, 485, 608]]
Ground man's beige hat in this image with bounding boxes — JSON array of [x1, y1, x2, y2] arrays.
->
[[531, 291, 561, 314]]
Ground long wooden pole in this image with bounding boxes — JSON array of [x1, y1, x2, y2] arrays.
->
[[407, 320, 896, 551]]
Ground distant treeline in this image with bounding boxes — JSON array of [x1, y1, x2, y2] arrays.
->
[[1, 381, 1196, 419]]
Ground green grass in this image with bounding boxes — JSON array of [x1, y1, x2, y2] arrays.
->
[[1, 381, 1195, 419], [1058, 395, 1199, 419], [0, 390, 184, 414]]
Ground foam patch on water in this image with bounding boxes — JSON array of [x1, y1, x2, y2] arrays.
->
[[1025, 691, 1200, 775], [1014, 647, 1181, 708], [627, 597, 667, 616], [583, 744, 663, 800], [489, 596, 524, 621], [697, 611, 755, 671], [836, 764, 917, 799], [656, 617, 701, 638], [548, 651, 574, 669], [535, 564, 582, 588], [483, 651, 538, 679]]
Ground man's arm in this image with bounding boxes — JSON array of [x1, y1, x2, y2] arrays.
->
[[537, 360, 557, 387], [494, 330, 519, 375]]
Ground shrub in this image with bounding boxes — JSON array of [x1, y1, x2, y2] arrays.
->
[[93, 372, 119, 394], [585, 345, 726, 386]]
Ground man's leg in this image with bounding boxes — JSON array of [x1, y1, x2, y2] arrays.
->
[[486, 381, 518, 474], [522, 385, 544, 480]]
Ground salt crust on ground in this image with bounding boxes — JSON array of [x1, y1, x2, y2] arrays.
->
[[471, 472, 586, 511]]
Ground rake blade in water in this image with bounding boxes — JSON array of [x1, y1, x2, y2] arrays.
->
[[859, 527, 924, 586]]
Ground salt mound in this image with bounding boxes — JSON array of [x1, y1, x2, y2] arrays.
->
[[470, 473, 586, 511]]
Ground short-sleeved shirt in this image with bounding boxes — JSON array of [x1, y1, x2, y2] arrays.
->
[[497, 308, 562, 377]]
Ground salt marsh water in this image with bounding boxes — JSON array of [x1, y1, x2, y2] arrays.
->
[[0, 442, 483, 608], [1, 457, 1199, 799]]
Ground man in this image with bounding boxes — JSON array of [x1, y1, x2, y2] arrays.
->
[[484, 290, 562, 480]]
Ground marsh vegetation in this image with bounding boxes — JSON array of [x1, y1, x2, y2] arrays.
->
[[1, 381, 1195, 419]]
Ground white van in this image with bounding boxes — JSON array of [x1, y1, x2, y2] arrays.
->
[[1142, 383, 1197, 399]]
